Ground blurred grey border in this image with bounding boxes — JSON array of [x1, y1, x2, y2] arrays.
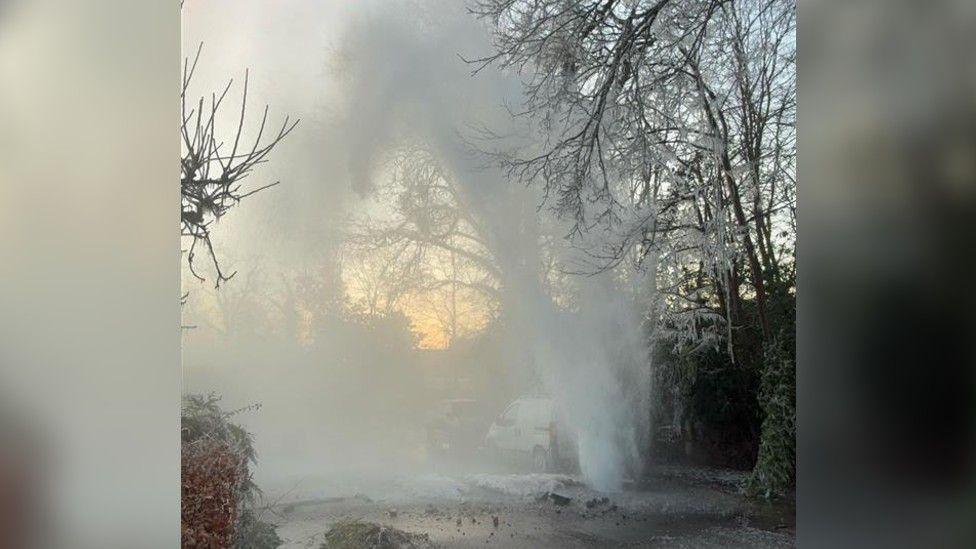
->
[[0, 1, 179, 547], [801, 0, 975, 547]]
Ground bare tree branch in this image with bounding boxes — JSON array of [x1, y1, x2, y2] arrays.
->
[[181, 44, 300, 288]]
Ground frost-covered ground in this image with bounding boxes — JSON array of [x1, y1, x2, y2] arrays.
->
[[256, 467, 794, 548]]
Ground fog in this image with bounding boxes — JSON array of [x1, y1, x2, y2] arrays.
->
[[181, 0, 652, 493]]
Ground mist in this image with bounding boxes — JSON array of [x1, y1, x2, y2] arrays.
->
[[181, 0, 653, 496]]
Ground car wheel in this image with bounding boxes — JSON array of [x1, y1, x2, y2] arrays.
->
[[532, 446, 550, 473]]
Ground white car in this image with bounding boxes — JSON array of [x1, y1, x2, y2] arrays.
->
[[484, 396, 578, 472]]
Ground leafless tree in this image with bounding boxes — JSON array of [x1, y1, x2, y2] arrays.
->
[[344, 242, 424, 318], [346, 144, 503, 307], [181, 43, 299, 288], [470, 0, 795, 351]]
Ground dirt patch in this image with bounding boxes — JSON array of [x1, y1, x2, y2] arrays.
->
[[321, 520, 436, 549]]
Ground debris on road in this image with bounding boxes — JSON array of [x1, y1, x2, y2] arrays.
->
[[585, 497, 610, 509], [268, 470, 794, 547], [537, 492, 572, 506]]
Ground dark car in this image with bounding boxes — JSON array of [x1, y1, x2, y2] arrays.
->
[[425, 399, 490, 457]]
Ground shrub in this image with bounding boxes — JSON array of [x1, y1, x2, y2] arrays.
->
[[320, 520, 434, 549], [237, 509, 284, 549], [182, 441, 247, 547], [182, 393, 280, 548], [745, 335, 796, 499]]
